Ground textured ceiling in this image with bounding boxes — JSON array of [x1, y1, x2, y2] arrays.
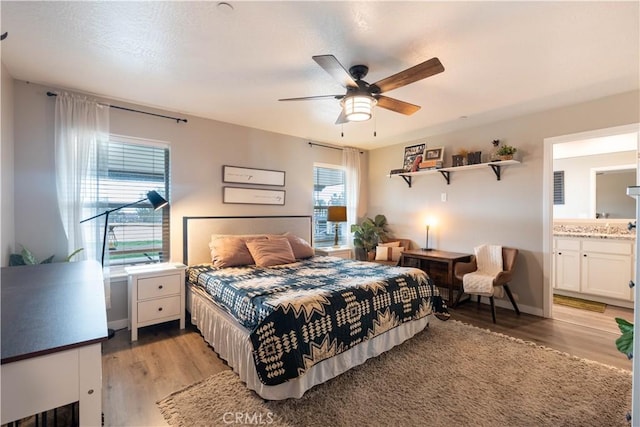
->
[[1, 1, 638, 150]]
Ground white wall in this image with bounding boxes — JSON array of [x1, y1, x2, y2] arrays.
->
[[10, 80, 369, 325], [554, 151, 635, 218], [367, 90, 640, 313], [1, 64, 15, 265]]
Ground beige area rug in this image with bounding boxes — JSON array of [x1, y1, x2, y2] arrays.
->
[[157, 320, 631, 427]]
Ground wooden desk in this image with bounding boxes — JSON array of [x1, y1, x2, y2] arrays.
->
[[400, 249, 472, 307], [1, 261, 108, 426]]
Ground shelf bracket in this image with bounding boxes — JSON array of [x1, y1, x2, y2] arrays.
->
[[438, 170, 451, 185], [489, 164, 502, 181], [401, 175, 412, 188]]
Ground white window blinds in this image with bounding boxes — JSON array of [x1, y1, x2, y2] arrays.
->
[[93, 136, 170, 271]]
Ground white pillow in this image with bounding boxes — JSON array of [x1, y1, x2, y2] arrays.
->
[[375, 246, 405, 261]]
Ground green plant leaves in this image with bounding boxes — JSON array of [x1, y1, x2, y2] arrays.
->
[[615, 317, 634, 359]]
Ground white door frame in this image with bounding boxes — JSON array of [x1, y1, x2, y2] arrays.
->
[[542, 123, 640, 319]]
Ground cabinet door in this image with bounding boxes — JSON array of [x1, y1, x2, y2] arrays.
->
[[581, 252, 632, 300], [555, 250, 581, 291]]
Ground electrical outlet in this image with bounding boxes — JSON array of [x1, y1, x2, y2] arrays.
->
[[441, 192, 447, 202]]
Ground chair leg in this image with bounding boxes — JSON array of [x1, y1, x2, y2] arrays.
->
[[503, 284, 520, 315], [477, 295, 481, 305], [489, 296, 496, 323]]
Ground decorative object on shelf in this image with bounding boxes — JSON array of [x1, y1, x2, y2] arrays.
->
[[403, 143, 426, 171], [419, 160, 443, 170], [422, 217, 437, 251], [424, 147, 445, 162], [351, 214, 389, 260], [327, 206, 347, 247], [452, 148, 468, 167], [223, 187, 286, 205], [389, 168, 406, 175], [410, 155, 423, 172], [490, 139, 501, 161], [222, 165, 285, 186], [467, 151, 482, 165], [496, 143, 517, 161]]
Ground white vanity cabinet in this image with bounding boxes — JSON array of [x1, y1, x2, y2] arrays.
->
[[553, 236, 634, 301], [554, 238, 581, 292], [581, 240, 633, 300]]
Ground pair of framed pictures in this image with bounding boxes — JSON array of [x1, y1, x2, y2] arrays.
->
[[403, 144, 444, 172], [222, 165, 286, 205]]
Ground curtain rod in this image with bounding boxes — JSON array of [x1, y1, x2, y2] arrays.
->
[[308, 141, 363, 154], [46, 91, 188, 124]]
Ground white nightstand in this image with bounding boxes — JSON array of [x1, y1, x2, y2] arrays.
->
[[314, 246, 353, 259], [126, 263, 187, 342]]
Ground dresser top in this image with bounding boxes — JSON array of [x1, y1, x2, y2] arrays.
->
[[1, 260, 108, 364]]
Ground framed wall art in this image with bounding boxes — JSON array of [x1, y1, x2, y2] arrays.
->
[[424, 147, 445, 163], [402, 143, 426, 172], [223, 187, 286, 205], [223, 165, 285, 186]]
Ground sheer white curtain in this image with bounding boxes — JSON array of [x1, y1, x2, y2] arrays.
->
[[55, 92, 111, 306], [342, 147, 361, 246]]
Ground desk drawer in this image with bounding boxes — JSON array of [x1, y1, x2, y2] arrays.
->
[[138, 295, 181, 323], [137, 274, 181, 300]]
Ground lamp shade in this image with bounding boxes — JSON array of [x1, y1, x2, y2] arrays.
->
[[147, 190, 169, 210], [327, 206, 347, 222]]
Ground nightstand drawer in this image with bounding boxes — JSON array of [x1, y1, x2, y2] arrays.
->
[[137, 274, 181, 300], [137, 295, 181, 323]]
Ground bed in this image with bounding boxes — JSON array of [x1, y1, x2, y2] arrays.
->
[[182, 215, 448, 400]]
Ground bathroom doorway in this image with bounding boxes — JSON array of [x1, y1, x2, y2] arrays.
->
[[543, 124, 639, 329]]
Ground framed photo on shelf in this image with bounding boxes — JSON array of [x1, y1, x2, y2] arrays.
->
[[403, 143, 426, 172], [222, 165, 285, 186], [424, 147, 445, 162]]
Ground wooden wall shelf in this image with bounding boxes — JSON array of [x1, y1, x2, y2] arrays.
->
[[388, 160, 521, 187]]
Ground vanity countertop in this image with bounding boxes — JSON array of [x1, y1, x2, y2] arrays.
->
[[553, 232, 635, 240]]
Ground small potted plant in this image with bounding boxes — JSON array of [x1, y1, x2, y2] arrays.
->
[[496, 144, 517, 161]]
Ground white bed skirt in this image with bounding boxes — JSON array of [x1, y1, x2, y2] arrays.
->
[[187, 283, 430, 400]]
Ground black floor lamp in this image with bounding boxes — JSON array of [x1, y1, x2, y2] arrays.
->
[[80, 190, 169, 338]]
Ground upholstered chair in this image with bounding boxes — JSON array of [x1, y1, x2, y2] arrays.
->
[[454, 247, 520, 323]]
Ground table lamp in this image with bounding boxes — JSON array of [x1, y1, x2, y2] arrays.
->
[[327, 206, 347, 247], [423, 217, 436, 251]]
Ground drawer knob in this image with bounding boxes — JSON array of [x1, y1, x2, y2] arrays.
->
[[158, 307, 163, 312], [629, 280, 635, 289], [87, 389, 94, 395], [628, 221, 636, 231], [158, 285, 163, 289], [583, 254, 587, 257]]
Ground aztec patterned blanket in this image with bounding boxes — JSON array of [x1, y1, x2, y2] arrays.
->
[[187, 256, 449, 385]]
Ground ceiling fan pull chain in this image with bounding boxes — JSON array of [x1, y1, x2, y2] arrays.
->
[[341, 123, 344, 138], [374, 111, 377, 137]]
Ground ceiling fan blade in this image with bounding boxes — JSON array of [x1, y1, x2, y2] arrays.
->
[[279, 94, 343, 101], [335, 110, 348, 124], [376, 96, 421, 115], [372, 57, 444, 94], [313, 55, 358, 88]]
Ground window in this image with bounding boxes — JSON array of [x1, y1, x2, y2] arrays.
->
[[88, 136, 170, 272], [554, 171, 565, 205], [313, 165, 347, 247]]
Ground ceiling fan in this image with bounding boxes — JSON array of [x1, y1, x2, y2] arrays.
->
[[279, 54, 444, 124]]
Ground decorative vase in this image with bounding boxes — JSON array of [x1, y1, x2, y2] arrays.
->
[[499, 154, 513, 161]]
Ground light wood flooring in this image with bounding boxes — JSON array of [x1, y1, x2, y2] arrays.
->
[[102, 302, 633, 427]]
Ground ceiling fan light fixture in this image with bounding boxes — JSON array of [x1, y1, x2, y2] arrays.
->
[[343, 95, 377, 122]]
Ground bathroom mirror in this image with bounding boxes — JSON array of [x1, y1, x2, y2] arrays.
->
[[593, 166, 636, 219]]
